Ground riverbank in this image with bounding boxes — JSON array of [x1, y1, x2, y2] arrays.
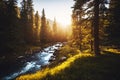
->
[[0, 42, 59, 79], [1, 42, 64, 80], [0, 44, 40, 78], [16, 48, 120, 80]]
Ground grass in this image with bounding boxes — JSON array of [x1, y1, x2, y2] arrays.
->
[[16, 46, 120, 80], [48, 45, 80, 67], [16, 53, 92, 80]]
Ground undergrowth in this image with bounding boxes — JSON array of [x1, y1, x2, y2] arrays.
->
[[16, 47, 120, 80]]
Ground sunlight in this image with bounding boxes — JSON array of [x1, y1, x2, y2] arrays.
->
[[57, 16, 72, 27], [61, 24, 70, 29], [33, 0, 73, 27], [57, 19, 71, 30]]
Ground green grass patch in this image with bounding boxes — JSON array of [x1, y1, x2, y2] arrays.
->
[[16, 50, 120, 80], [41, 51, 120, 80], [47, 44, 81, 68], [59, 45, 80, 57]]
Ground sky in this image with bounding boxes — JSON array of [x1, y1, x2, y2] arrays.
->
[[18, 0, 74, 26]]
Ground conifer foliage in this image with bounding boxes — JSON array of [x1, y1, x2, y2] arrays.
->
[[71, 0, 110, 55], [0, 0, 68, 56]]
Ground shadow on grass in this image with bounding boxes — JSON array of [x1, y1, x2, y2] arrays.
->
[[41, 51, 120, 80]]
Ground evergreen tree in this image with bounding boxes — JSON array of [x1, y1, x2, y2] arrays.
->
[[53, 18, 58, 41], [0, 0, 8, 54], [20, 0, 34, 44], [93, 0, 100, 55], [71, 0, 108, 55], [40, 9, 47, 44], [26, 0, 34, 43], [71, 0, 92, 51], [20, 0, 28, 43], [106, 0, 120, 46], [0, 0, 23, 54], [34, 11, 41, 43], [46, 20, 52, 42]]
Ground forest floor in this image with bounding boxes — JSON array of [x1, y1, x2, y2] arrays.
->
[[16, 45, 120, 80]]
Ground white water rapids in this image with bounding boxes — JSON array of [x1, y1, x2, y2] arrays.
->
[[3, 43, 63, 80]]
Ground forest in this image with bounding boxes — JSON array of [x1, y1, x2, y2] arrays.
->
[[71, 0, 120, 55], [0, 0, 120, 80], [0, 0, 69, 56]]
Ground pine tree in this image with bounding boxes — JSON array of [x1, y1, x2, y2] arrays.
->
[[20, 0, 28, 44], [46, 20, 52, 42], [71, 0, 92, 51], [20, 0, 28, 20], [20, 0, 35, 44], [93, 0, 100, 55], [106, 0, 120, 46], [53, 18, 57, 41], [0, 0, 22, 53], [27, 0, 34, 22], [40, 9, 47, 44], [26, 0, 34, 43], [7, 0, 18, 42], [71, 0, 102, 55], [35, 11, 40, 43], [0, 0, 8, 54]]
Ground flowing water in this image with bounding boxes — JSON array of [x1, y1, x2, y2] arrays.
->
[[2, 43, 63, 80]]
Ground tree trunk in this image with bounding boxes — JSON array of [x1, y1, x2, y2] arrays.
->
[[93, 0, 100, 55]]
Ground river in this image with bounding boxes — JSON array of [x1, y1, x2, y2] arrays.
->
[[2, 43, 63, 80]]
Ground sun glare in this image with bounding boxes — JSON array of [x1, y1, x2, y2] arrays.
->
[[18, 0, 73, 26], [56, 16, 71, 29], [33, 0, 73, 29], [60, 19, 71, 26]]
